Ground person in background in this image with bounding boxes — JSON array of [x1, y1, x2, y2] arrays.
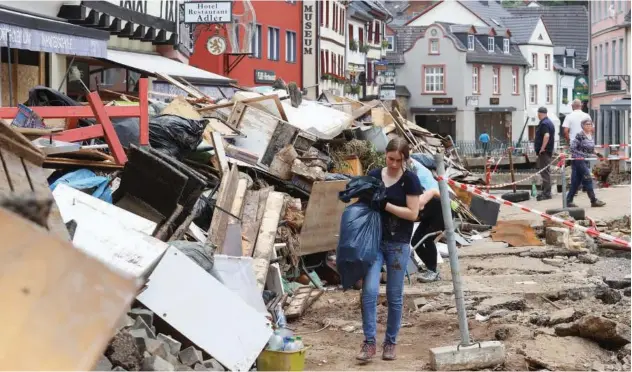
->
[[408, 157, 443, 282], [562, 99, 591, 197], [567, 118, 606, 208], [562, 99, 590, 145], [479, 129, 490, 157], [359, 137, 422, 362], [534, 107, 555, 201]]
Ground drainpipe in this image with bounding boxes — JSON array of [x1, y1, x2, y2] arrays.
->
[[519, 63, 531, 145]]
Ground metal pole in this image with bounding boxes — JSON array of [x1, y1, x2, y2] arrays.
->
[[561, 157, 567, 208], [434, 152, 471, 346], [508, 148, 516, 193]]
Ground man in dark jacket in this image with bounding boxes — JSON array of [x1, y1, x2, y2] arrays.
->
[[534, 107, 555, 201]]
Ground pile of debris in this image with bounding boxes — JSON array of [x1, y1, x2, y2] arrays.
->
[[0, 79, 491, 371]]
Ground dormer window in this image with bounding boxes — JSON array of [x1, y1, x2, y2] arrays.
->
[[488, 37, 495, 52], [503, 38, 510, 53], [468, 35, 475, 50]]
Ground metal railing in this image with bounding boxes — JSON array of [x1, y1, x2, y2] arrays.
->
[[453, 140, 562, 158]]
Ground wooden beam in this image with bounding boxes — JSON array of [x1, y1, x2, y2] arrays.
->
[[252, 191, 285, 292], [210, 131, 229, 176], [38, 52, 46, 86], [207, 165, 240, 253]]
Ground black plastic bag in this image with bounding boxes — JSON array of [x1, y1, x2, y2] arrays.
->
[[336, 176, 386, 289], [149, 114, 207, 158], [191, 195, 215, 231], [339, 175, 386, 209]]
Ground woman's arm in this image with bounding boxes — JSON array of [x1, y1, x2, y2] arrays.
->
[[419, 189, 440, 210], [384, 194, 420, 221]]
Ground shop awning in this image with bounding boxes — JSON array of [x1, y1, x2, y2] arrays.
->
[[411, 106, 457, 113], [102, 49, 236, 86], [600, 98, 631, 111], [475, 107, 516, 112], [0, 5, 109, 57]]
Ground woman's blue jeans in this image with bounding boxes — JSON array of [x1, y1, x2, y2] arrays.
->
[[361, 240, 410, 345], [567, 160, 596, 204]]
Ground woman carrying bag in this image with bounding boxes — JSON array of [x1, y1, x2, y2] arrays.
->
[[358, 137, 422, 362]]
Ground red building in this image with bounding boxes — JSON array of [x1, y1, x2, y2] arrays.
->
[[190, 0, 302, 87]]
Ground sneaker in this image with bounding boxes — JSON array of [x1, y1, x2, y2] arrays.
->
[[356, 342, 376, 362], [536, 194, 552, 201], [567, 202, 578, 208], [382, 342, 397, 361], [591, 200, 606, 207], [418, 270, 440, 283]]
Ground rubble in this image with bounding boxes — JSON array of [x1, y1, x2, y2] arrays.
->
[[574, 315, 631, 348]]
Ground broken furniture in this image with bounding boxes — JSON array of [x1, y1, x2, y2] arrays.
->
[[113, 145, 207, 242], [0, 78, 150, 165]]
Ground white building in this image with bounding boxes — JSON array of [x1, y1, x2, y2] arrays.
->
[[319, 0, 348, 96], [345, 0, 389, 100], [501, 15, 559, 132]]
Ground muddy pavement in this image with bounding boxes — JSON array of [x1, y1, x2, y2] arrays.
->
[[291, 222, 631, 371]]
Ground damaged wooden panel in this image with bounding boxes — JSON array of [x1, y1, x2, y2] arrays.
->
[[252, 191, 285, 292], [298, 180, 349, 256], [0, 147, 69, 240], [491, 220, 544, 247], [241, 188, 271, 257], [0, 207, 140, 371], [208, 164, 240, 253], [261, 121, 298, 166]]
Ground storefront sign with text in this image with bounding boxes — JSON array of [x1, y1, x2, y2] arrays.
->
[[432, 97, 453, 105], [302, 3, 314, 55], [184, 1, 232, 24], [254, 70, 276, 84], [489, 97, 499, 105]]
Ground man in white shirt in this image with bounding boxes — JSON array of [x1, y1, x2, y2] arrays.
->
[[562, 99, 591, 144]]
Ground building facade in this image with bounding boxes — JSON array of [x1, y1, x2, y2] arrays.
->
[[390, 23, 528, 143], [501, 15, 558, 137], [589, 0, 630, 147], [190, 0, 302, 88], [345, 0, 389, 100]]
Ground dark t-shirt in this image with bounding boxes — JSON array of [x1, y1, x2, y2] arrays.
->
[[534, 117, 555, 154], [368, 168, 423, 243]]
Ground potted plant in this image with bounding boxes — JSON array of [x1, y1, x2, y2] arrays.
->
[[381, 40, 390, 49], [359, 44, 370, 54], [562, 98, 569, 104], [349, 39, 358, 52], [350, 85, 361, 95]]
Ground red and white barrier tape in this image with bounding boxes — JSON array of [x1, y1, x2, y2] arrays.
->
[[438, 176, 631, 248], [561, 144, 629, 149], [565, 156, 630, 161], [486, 154, 562, 189]]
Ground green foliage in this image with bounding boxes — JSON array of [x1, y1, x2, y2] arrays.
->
[[349, 39, 358, 52]]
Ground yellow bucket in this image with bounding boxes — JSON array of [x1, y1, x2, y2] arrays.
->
[[256, 347, 309, 371]]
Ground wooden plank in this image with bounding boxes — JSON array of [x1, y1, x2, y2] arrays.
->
[[241, 188, 271, 257], [210, 131, 229, 176], [298, 180, 349, 256], [229, 179, 248, 221], [207, 164, 240, 253], [232, 105, 281, 163], [252, 191, 285, 292], [284, 286, 312, 320], [260, 121, 298, 167], [38, 52, 45, 85], [226, 101, 246, 129], [155, 73, 204, 99], [0, 207, 140, 371]]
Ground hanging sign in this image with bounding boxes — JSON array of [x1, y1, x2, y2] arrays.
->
[[206, 35, 227, 55], [184, 1, 232, 24]]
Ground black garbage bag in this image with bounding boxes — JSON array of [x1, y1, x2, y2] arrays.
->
[[169, 241, 215, 274], [149, 114, 206, 158], [191, 195, 215, 231], [336, 176, 386, 289]]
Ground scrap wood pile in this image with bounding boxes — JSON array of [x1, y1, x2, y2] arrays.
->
[[0, 78, 491, 371]]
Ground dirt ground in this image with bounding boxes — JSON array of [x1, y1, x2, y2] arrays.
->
[[289, 202, 632, 371]]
